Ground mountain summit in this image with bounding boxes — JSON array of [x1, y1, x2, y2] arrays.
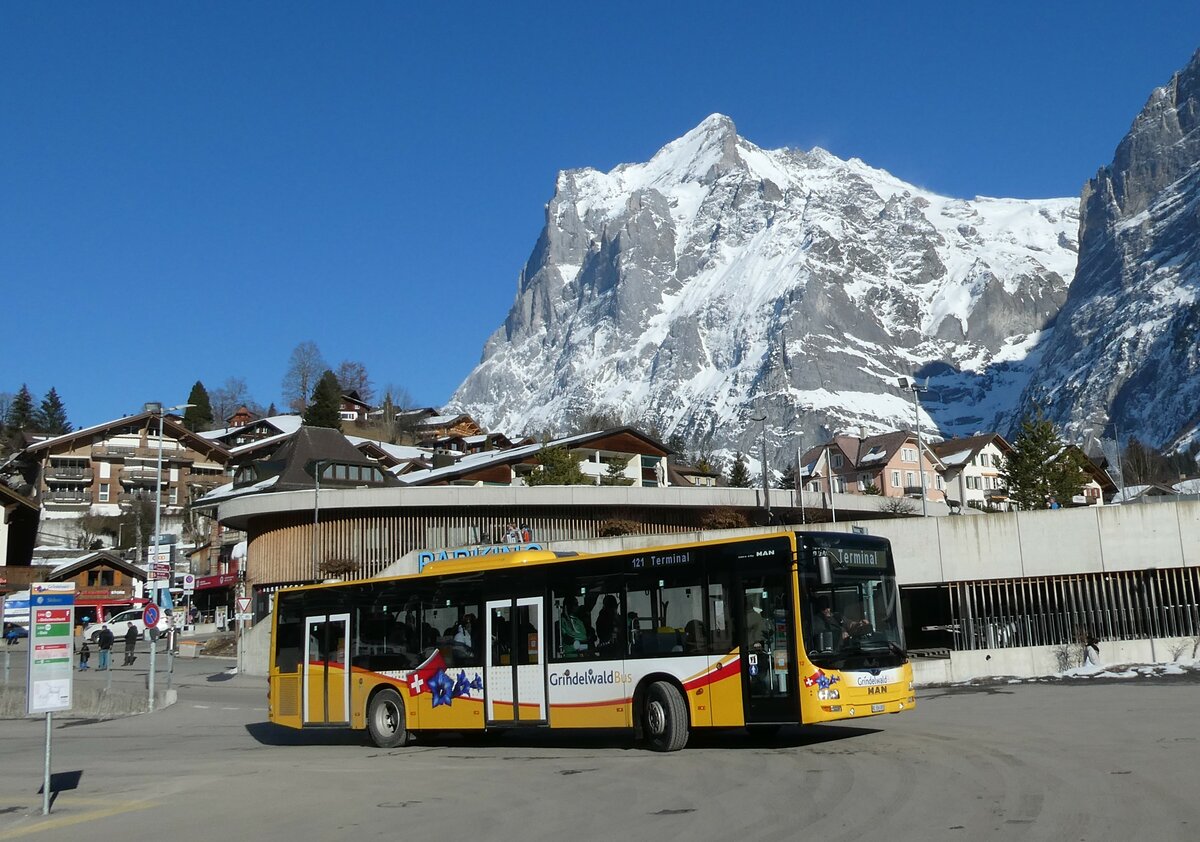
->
[[451, 114, 1078, 462], [1015, 50, 1200, 454]]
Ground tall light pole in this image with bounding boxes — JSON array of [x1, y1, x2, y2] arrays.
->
[[143, 401, 192, 715], [795, 432, 806, 526], [897, 378, 929, 517], [311, 459, 329, 581], [144, 402, 194, 608], [751, 415, 770, 523]]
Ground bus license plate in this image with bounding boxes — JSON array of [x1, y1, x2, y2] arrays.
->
[[871, 703, 885, 713]]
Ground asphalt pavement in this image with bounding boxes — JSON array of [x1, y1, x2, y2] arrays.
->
[[0, 651, 1197, 841]]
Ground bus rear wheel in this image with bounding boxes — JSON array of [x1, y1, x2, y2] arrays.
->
[[367, 688, 408, 748], [643, 681, 689, 752]]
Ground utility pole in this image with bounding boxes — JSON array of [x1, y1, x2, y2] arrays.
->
[[752, 415, 770, 522], [898, 378, 929, 517]]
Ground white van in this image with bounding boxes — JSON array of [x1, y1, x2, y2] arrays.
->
[[83, 607, 168, 642]]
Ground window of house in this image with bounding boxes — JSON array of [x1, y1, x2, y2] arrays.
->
[[98, 483, 109, 503], [901, 448, 916, 463], [832, 453, 844, 469], [169, 486, 178, 504], [905, 471, 915, 487], [936, 475, 944, 490], [891, 470, 900, 488]]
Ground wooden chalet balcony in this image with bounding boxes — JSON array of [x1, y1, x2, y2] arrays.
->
[[44, 490, 91, 506], [91, 445, 195, 462], [120, 466, 166, 487], [44, 466, 93, 483], [91, 445, 138, 459]]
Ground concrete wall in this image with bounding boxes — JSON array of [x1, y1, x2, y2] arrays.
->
[[238, 618, 272, 677], [910, 636, 1199, 685], [0, 686, 176, 719], [803, 500, 1200, 584]]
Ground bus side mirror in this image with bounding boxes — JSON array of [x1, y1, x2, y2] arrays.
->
[[817, 552, 834, 586]]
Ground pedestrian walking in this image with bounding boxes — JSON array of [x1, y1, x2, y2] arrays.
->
[[97, 626, 114, 670], [78, 640, 91, 670], [1083, 634, 1101, 666], [123, 622, 139, 666]]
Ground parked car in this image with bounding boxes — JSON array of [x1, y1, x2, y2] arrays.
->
[[83, 608, 167, 643]]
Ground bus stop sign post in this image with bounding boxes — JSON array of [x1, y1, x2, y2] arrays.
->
[[28, 583, 76, 815], [144, 604, 159, 713]]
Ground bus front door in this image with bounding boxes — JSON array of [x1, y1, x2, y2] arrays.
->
[[484, 597, 546, 724], [303, 613, 350, 725], [738, 575, 796, 723]]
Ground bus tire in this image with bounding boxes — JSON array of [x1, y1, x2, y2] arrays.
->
[[367, 688, 408, 749], [643, 680, 689, 752]]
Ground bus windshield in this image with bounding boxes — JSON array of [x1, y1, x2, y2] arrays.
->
[[801, 537, 904, 668]]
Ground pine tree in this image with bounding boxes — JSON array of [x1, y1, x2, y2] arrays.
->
[[525, 444, 587, 486], [728, 452, 752, 488], [183, 381, 214, 431], [1001, 410, 1086, 509], [303, 370, 343, 430], [776, 463, 797, 490], [266, 402, 278, 417], [600, 455, 634, 486], [35, 387, 71, 435], [6, 384, 35, 430]]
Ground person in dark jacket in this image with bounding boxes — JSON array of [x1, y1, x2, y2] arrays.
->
[[97, 626, 115, 669], [123, 623, 139, 665], [79, 640, 91, 670]]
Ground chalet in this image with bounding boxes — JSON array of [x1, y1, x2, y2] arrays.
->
[[800, 431, 947, 503], [931, 434, 1013, 511], [15, 411, 231, 547], [398, 427, 671, 488], [44, 551, 148, 624], [339, 391, 374, 424], [0, 482, 38, 567]]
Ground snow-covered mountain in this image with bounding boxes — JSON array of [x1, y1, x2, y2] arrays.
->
[[1014, 49, 1200, 455], [450, 114, 1078, 462]]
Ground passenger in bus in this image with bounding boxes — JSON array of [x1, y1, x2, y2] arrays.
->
[[559, 595, 590, 655], [595, 595, 622, 657], [453, 614, 476, 655], [683, 619, 706, 654]]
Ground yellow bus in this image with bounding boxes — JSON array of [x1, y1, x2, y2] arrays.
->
[[267, 530, 914, 751]]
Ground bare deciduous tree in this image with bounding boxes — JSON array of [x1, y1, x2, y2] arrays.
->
[[879, 496, 918, 515], [210, 377, 255, 425], [282, 341, 327, 413], [335, 360, 374, 404]]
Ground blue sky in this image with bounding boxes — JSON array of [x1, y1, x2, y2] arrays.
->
[[4, 3, 1199, 428]]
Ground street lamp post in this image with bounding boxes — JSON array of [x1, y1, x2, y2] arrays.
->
[[751, 415, 770, 523], [897, 378, 929, 517], [142, 401, 193, 713], [311, 460, 329, 581]]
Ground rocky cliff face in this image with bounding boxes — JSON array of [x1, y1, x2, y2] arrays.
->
[[451, 114, 1078, 464], [1015, 50, 1200, 453]]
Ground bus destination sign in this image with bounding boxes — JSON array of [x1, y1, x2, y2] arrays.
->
[[628, 550, 693, 571], [837, 548, 888, 569]]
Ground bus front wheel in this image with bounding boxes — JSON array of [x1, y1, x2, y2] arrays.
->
[[367, 688, 408, 749], [643, 681, 689, 752]]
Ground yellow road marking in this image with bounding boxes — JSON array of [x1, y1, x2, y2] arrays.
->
[[0, 798, 157, 839]]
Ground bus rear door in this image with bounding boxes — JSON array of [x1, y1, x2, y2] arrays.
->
[[303, 612, 350, 725], [484, 596, 546, 724]]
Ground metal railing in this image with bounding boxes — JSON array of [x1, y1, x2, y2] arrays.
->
[[44, 490, 90, 504], [947, 567, 1200, 650]]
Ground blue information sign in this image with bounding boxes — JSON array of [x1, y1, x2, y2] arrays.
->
[[143, 604, 160, 628]]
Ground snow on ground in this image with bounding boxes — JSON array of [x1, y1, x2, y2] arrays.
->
[[951, 658, 1200, 687]]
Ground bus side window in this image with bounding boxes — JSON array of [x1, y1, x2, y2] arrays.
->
[[707, 582, 733, 654]]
